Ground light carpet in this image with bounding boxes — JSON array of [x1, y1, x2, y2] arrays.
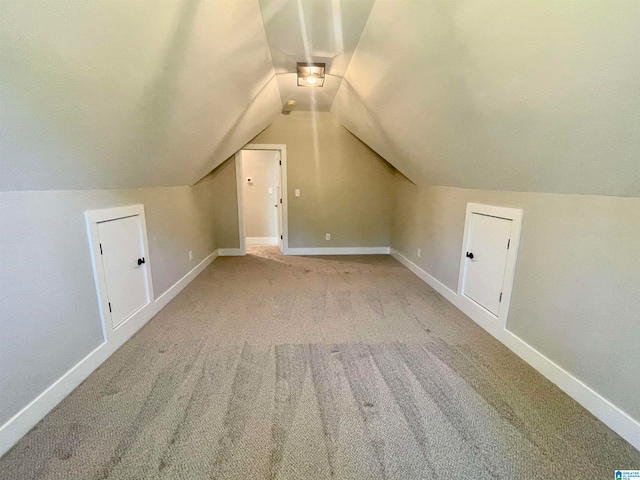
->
[[1, 246, 638, 479]]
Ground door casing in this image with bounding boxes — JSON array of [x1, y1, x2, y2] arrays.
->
[[457, 203, 523, 328], [85, 204, 154, 341], [235, 144, 289, 255]]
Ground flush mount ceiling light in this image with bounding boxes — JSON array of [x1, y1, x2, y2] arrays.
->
[[297, 62, 325, 87]]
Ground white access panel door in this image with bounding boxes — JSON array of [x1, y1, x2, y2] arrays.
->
[[461, 213, 512, 316], [276, 160, 283, 252], [97, 215, 150, 328]]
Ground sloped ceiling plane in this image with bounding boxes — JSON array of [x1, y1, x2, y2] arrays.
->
[[1, 0, 638, 196]]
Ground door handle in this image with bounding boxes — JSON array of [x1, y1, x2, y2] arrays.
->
[[137, 257, 145, 265], [466, 252, 474, 259]]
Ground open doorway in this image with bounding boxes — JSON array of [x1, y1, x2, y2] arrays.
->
[[235, 144, 288, 255]]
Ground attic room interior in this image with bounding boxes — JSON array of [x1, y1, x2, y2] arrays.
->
[[1, 0, 639, 477]]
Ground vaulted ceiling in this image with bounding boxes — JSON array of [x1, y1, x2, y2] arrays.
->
[[259, 0, 375, 112], [1, 0, 639, 196]]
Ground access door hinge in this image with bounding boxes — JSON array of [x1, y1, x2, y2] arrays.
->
[[108, 302, 112, 312], [507, 239, 511, 249], [280, 198, 282, 204], [99, 243, 103, 255], [279, 160, 282, 165], [280, 235, 283, 240], [499, 293, 502, 302]]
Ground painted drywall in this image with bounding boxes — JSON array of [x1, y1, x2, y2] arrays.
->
[[0, 181, 217, 426], [391, 178, 640, 421], [242, 150, 278, 239], [333, 0, 640, 197], [259, 0, 375, 111], [0, 0, 281, 191], [208, 157, 241, 249], [251, 112, 395, 248]]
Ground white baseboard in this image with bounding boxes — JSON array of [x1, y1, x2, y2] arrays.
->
[[217, 248, 244, 256], [390, 248, 640, 452], [154, 251, 218, 310], [245, 237, 278, 246], [0, 251, 218, 458], [287, 246, 391, 255]]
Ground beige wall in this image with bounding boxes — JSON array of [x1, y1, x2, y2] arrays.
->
[[241, 150, 279, 239], [0, 182, 217, 426], [391, 177, 640, 421], [252, 112, 395, 248], [333, 1, 640, 197], [207, 157, 240, 249], [0, 0, 281, 191]]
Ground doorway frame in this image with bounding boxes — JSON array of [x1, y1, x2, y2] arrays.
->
[[457, 203, 523, 329], [235, 144, 289, 255]]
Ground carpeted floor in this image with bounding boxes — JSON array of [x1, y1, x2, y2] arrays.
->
[[1, 247, 638, 479]]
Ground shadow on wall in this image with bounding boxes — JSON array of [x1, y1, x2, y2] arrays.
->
[[344, 128, 398, 178], [197, 156, 240, 249], [194, 73, 279, 185], [332, 78, 420, 183]]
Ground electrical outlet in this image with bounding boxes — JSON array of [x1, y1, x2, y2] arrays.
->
[[417, 248, 421, 258], [295, 189, 300, 197], [326, 233, 331, 241], [189, 251, 193, 261]]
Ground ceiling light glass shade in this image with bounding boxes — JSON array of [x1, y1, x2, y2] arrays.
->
[[297, 62, 325, 87]]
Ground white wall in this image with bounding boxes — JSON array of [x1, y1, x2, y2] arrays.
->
[[0, 180, 217, 427], [242, 150, 278, 239], [391, 179, 640, 424]]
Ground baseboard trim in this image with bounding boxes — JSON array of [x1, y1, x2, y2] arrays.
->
[[245, 237, 278, 246], [390, 248, 640, 451], [0, 251, 218, 458], [217, 248, 244, 256], [287, 246, 391, 255], [154, 251, 218, 310]]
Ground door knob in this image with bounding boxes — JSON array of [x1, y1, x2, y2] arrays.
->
[[466, 252, 474, 259], [137, 257, 145, 265]]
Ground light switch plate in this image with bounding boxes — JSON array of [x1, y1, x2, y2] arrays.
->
[[295, 189, 300, 197]]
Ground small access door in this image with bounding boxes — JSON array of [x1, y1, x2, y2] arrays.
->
[[97, 215, 150, 328], [461, 213, 512, 316]]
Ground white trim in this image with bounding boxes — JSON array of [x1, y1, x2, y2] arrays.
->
[[457, 203, 523, 329], [246, 236, 278, 246], [217, 248, 244, 256], [85, 204, 144, 223], [153, 251, 217, 310], [0, 250, 218, 457], [287, 247, 391, 255], [237, 144, 289, 255], [234, 152, 247, 256], [391, 248, 640, 452]]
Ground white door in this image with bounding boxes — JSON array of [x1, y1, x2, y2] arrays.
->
[[461, 213, 512, 316], [97, 215, 150, 328], [276, 156, 283, 252]]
